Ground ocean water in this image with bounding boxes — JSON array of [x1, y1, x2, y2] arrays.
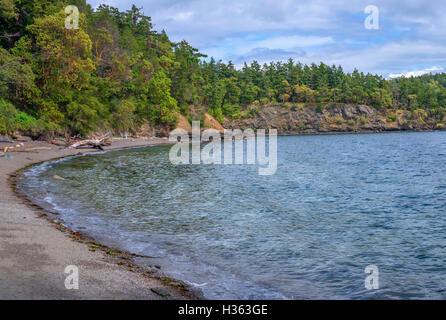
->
[[19, 132, 446, 299]]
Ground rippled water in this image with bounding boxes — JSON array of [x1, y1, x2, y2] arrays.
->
[[19, 132, 446, 299]]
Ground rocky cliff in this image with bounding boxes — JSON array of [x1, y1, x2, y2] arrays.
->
[[223, 104, 446, 135]]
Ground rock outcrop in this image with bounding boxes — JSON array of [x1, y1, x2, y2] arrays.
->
[[224, 104, 445, 135], [203, 113, 225, 132]]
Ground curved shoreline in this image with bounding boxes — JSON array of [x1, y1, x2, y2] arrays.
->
[[0, 137, 202, 300]]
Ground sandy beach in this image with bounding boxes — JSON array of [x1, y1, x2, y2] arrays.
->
[[0, 137, 196, 300]]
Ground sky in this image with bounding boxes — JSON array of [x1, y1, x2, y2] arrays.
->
[[87, 0, 446, 78]]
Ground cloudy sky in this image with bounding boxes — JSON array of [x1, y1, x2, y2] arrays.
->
[[88, 0, 446, 78]]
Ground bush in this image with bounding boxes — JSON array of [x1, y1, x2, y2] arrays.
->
[[386, 114, 397, 122], [112, 100, 136, 135], [65, 95, 108, 136], [0, 99, 56, 138], [0, 99, 18, 135], [248, 108, 259, 118], [222, 103, 241, 119], [209, 107, 224, 124], [14, 111, 51, 137], [336, 119, 343, 125], [259, 98, 269, 105], [242, 108, 260, 119], [412, 108, 428, 120], [14, 111, 38, 130]]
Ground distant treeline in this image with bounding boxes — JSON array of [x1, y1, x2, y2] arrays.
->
[[1, 0, 445, 137]]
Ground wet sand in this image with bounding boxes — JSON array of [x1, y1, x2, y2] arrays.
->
[[0, 137, 196, 300]]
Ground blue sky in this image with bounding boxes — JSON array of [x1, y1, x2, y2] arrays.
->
[[87, 0, 446, 78]]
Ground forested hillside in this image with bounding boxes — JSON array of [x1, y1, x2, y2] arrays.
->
[[1, 0, 446, 138]]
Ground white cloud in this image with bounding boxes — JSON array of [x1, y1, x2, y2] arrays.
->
[[170, 11, 194, 21], [93, 0, 446, 76], [255, 35, 334, 50], [389, 66, 444, 79], [201, 35, 330, 62]]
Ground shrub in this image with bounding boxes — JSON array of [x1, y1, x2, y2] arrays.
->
[[412, 108, 428, 119], [259, 97, 269, 105], [242, 108, 259, 119], [0, 99, 18, 135], [13, 111, 51, 137], [315, 105, 324, 113], [386, 113, 397, 122], [248, 108, 259, 118], [112, 100, 136, 135], [336, 119, 343, 125], [222, 103, 241, 119], [14, 111, 38, 130], [209, 107, 224, 124]]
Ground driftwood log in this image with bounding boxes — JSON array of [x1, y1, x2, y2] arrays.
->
[[11, 147, 52, 153], [2, 146, 52, 153], [69, 134, 112, 150], [50, 139, 67, 147]]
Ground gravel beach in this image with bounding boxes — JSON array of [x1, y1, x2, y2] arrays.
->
[[0, 137, 193, 300]]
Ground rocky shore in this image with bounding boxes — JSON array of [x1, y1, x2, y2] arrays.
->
[[224, 104, 446, 135], [0, 137, 199, 300]]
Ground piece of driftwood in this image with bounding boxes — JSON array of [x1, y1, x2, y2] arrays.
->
[[9, 150, 39, 153], [4, 146, 52, 153], [13, 135, 32, 142], [27, 147, 52, 151], [50, 139, 67, 147], [69, 135, 112, 150]]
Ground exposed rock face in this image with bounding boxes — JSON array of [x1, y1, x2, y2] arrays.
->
[[203, 113, 225, 132], [224, 104, 445, 135], [176, 114, 192, 134]]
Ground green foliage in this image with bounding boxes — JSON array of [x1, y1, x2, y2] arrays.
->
[[0, 0, 18, 21], [247, 108, 260, 118], [143, 71, 178, 128], [0, 99, 17, 135], [112, 100, 136, 135], [13, 111, 42, 135], [0, 47, 40, 105], [208, 106, 224, 124], [1, 1, 446, 137], [0, 99, 50, 137], [259, 97, 269, 105], [65, 95, 105, 135], [413, 108, 428, 119], [222, 103, 241, 119], [386, 114, 397, 122]]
